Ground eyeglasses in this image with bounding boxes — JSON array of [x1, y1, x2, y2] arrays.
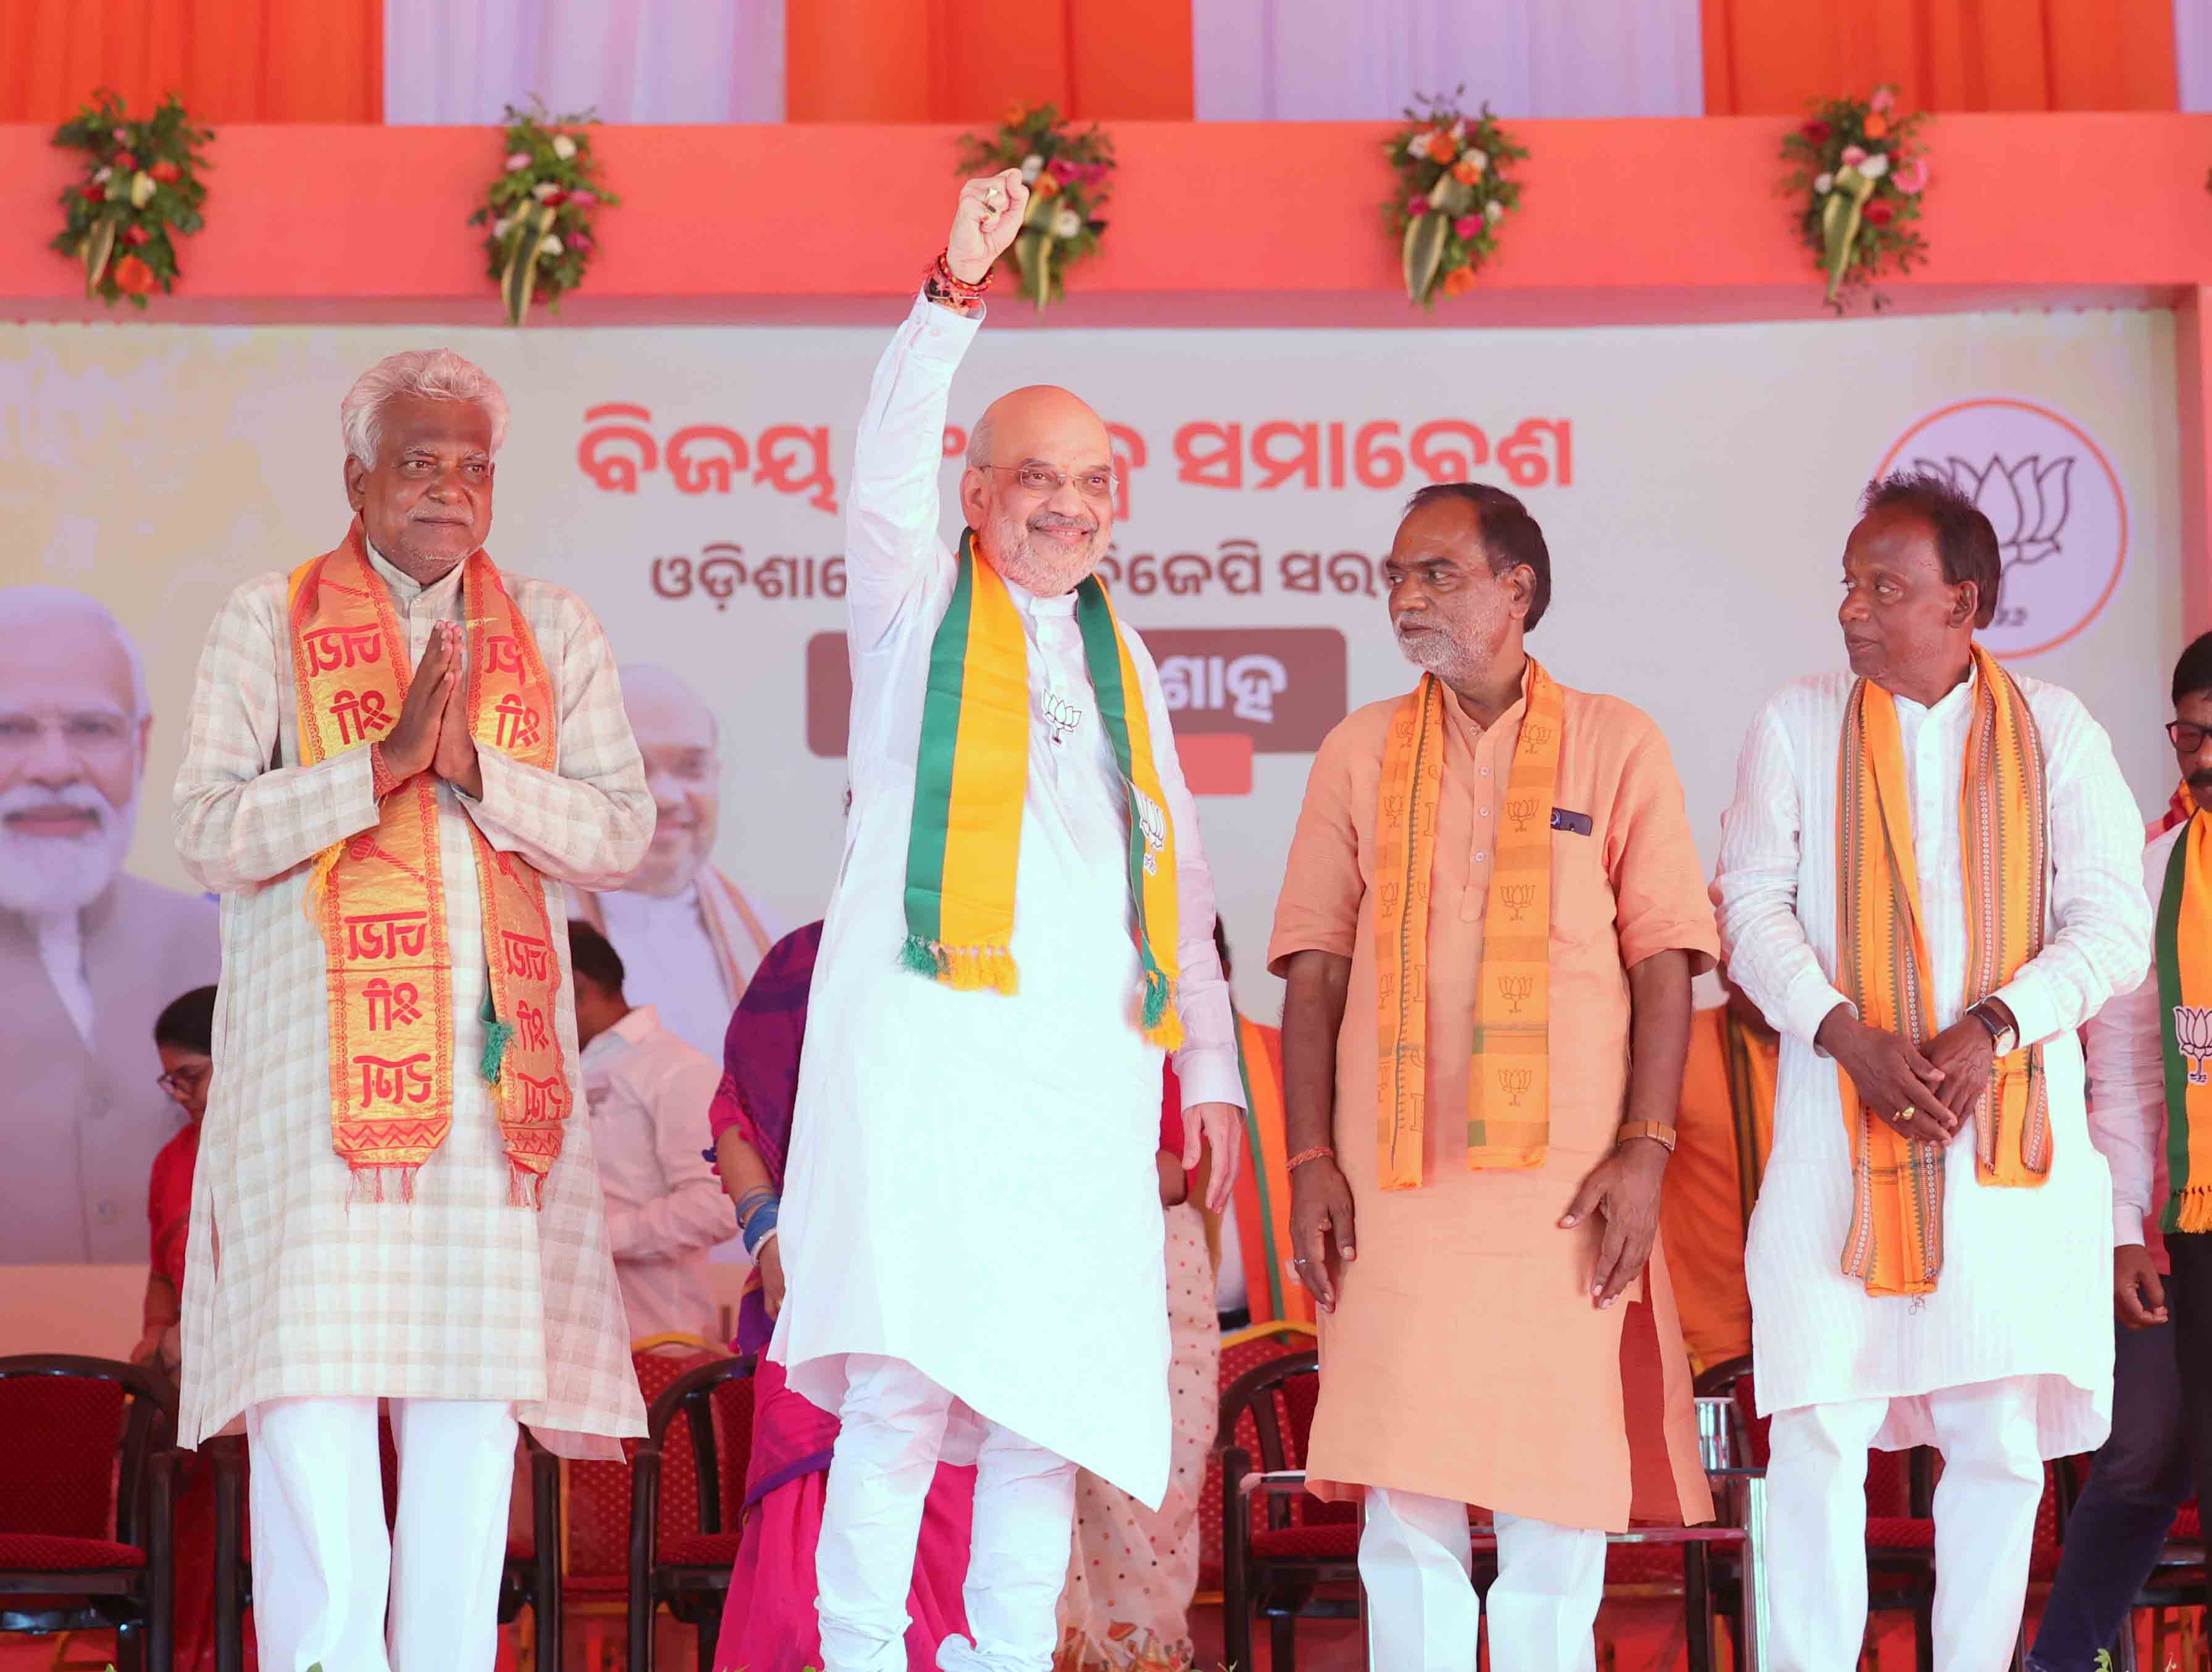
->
[[976, 463, 1118, 504], [2169, 722, 2212, 754], [156, 1065, 210, 1098]]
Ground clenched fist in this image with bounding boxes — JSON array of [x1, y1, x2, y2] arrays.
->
[[947, 169, 1030, 285]]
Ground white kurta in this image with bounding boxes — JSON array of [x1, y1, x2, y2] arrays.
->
[[772, 296, 1242, 1508], [172, 547, 656, 1458], [2083, 821, 2185, 1250], [1714, 667, 2150, 1455]]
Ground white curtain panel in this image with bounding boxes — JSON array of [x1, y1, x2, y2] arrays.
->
[[383, 0, 786, 123], [2180, 0, 2212, 111], [1193, 0, 1703, 119]]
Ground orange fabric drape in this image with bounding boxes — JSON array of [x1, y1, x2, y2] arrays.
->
[[1703, 0, 2178, 114], [0, 0, 382, 123], [786, 0, 1192, 122]]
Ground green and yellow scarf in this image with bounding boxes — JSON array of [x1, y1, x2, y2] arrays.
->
[[2155, 811, 2212, 1232], [900, 530, 1183, 1047]]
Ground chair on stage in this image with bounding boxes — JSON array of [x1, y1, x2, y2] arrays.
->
[[1213, 1334, 1764, 1672], [0, 1353, 183, 1672], [624, 1350, 755, 1672], [206, 1402, 564, 1672]]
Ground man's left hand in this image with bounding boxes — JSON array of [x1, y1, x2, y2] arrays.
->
[[1183, 1101, 1243, 1214], [434, 664, 484, 799], [1561, 1139, 1669, 1308], [1921, 1016, 1998, 1132]]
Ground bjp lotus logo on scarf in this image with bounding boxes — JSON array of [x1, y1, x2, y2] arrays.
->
[[1501, 881, 1537, 922], [1876, 398, 2129, 659], [1497, 972, 1535, 1014], [1131, 785, 1168, 875], [1506, 795, 1539, 834], [1498, 1065, 1534, 1108], [2176, 1005, 2212, 1085]]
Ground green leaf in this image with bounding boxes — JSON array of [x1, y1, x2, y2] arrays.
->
[[499, 204, 553, 327], [1402, 211, 1446, 306]]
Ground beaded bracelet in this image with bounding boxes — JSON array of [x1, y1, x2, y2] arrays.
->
[[1287, 1145, 1336, 1172], [923, 250, 991, 314]]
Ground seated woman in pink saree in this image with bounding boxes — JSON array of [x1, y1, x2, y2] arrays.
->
[[708, 921, 976, 1672]]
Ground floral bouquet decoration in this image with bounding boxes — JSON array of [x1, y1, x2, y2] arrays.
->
[[51, 91, 212, 309], [1781, 85, 1930, 310], [955, 102, 1114, 311], [1385, 92, 1525, 308], [471, 102, 620, 327]]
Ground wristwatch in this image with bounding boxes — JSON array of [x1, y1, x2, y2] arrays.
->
[[1617, 1119, 1677, 1155], [1967, 1001, 2019, 1055]]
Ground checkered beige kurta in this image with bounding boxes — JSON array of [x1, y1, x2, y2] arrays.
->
[[171, 543, 655, 1460]]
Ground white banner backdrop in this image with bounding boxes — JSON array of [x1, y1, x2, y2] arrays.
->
[[0, 303, 2183, 1264]]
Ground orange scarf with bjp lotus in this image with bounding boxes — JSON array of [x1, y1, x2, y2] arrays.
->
[[290, 521, 571, 1204], [1835, 643, 2051, 1298]]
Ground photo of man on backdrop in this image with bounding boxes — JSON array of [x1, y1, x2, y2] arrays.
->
[[0, 585, 220, 1264]]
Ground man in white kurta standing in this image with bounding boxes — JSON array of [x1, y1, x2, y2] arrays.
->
[[172, 348, 655, 1672], [1714, 472, 2149, 1671], [771, 172, 1244, 1672]]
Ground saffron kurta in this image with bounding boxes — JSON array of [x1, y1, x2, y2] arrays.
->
[[1714, 669, 2149, 1455], [1268, 675, 1717, 1532], [771, 295, 1242, 1509], [172, 546, 655, 1458], [1661, 1005, 1777, 1373]]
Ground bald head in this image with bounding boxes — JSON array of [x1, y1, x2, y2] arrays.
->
[[960, 385, 1116, 596], [619, 662, 721, 898]]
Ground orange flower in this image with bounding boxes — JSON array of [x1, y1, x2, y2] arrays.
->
[[1452, 156, 1484, 185], [1442, 265, 1477, 297], [114, 255, 156, 296], [1425, 133, 1457, 164], [1032, 170, 1062, 198], [1004, 102, 1029, 127], [1862, 112, 1890, 140]]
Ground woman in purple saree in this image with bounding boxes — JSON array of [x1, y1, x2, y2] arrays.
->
[[710, 920, 976, 1672]]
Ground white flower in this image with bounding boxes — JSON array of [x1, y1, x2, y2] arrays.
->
[[1449, 119, 1466, 140], [129, 171, 156, 209], [531, 181, 560, 201], [551, 134, 577, 161], [538, 235, 564, 257], [1052, 207, 1083, 240], [1814, 172, 1835, 194], [1020, 152, 1045, 182], [1858, 151, 1890, 179], [1484, 199, 1504, 221], [492, 215, 513, 240], [1462, 149, 1488, 176], [93, 166, 112, 183], [1406, 131, 1433, 158]]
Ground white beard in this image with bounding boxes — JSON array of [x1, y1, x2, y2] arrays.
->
[[0, 782, 138, 918], [984, 505, 1100, 598]]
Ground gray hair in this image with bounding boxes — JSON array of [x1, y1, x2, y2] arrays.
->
[[340, 349, 510, 468], [965, 411, 995, 468], [0, 585, 149, 718]]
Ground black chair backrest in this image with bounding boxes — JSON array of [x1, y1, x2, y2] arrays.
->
[[649, 1353, 757, 1538]]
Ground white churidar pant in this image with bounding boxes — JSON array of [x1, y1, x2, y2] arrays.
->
[[1766, 1376, 2045, 1672], [1360, 1486, 1607, 1672], [245, 1395, 517, 1672], [816, 1355, 1078, 1672]]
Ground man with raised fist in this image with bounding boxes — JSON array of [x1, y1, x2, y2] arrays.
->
[[765, 175, 1246, 1672]]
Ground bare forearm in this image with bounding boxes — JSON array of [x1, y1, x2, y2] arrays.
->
[[1283, 951, 1352, 1155], [1622, 950, 1693, 1140], [715, 1130, 776, 1203], [141, 1273, 179, 1332]]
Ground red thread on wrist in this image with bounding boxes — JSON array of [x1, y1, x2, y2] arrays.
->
[[1288, 1145, 1335, 1172]]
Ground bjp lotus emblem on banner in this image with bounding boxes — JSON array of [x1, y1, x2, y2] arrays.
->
[[1875, 398, 2129, 658], [2177, 1005, 2212, 1086]]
